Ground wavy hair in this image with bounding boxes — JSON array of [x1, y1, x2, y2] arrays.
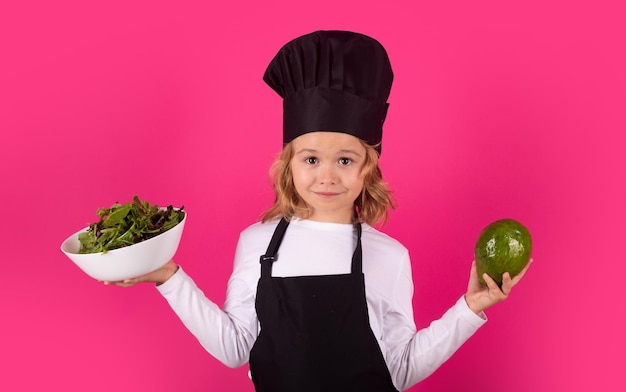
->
[[260, 139, 395, 226]]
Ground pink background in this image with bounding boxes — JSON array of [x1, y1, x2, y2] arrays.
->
[[1, 0, 624, 390]]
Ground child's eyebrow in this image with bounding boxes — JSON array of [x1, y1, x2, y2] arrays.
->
[[337, 149, 362, 157], [295, 148, 319, 155], [295, 148, 362, 157]]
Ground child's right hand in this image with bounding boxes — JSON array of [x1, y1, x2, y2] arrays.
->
[[103, 260, 179, 287]]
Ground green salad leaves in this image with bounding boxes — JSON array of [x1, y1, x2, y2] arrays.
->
[[78, 196, 185, 254]]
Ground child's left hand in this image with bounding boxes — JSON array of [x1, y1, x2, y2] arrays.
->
[[464, 258, 533, 314]]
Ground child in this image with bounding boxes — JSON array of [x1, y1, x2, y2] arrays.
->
[[112, 31, 531, 391]]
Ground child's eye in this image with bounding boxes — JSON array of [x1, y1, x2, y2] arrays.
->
[[305, 157, 319, 165], [338, 157, 352, 165]]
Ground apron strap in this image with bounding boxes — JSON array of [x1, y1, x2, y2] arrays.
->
[[260, 218, 290, 278], [351, 222, 363, 274], [260, 218, 364, 277]]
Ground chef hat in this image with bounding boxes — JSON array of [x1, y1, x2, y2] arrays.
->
[[263, 30, 393, 153]]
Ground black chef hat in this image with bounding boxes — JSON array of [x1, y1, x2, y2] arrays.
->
[[263, 30, 394, 153]]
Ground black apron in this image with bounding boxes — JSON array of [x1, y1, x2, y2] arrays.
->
[[249, 218, 399, 392]]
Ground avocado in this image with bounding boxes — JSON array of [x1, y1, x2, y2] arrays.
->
[[474, 219, 532, 287]]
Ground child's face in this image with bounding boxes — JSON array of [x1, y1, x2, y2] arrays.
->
[[290, 132, 366, 224]]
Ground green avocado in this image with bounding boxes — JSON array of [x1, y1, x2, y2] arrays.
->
[[474, 219, 532, 287]]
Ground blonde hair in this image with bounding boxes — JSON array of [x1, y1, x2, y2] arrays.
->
[[260, 139, 395, 226]]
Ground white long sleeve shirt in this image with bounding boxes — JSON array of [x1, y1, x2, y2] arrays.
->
[[157, 218, 486, 390]]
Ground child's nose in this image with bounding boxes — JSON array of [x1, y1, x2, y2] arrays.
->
[[318, 164, 338, 184]]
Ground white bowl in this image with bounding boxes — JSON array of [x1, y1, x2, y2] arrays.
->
[[61, 213, 186, 282]]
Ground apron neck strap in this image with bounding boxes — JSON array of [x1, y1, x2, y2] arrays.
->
[[351, 222, 363, 274], [260, 218, 290, 278], [260, 218, 364, 278]]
